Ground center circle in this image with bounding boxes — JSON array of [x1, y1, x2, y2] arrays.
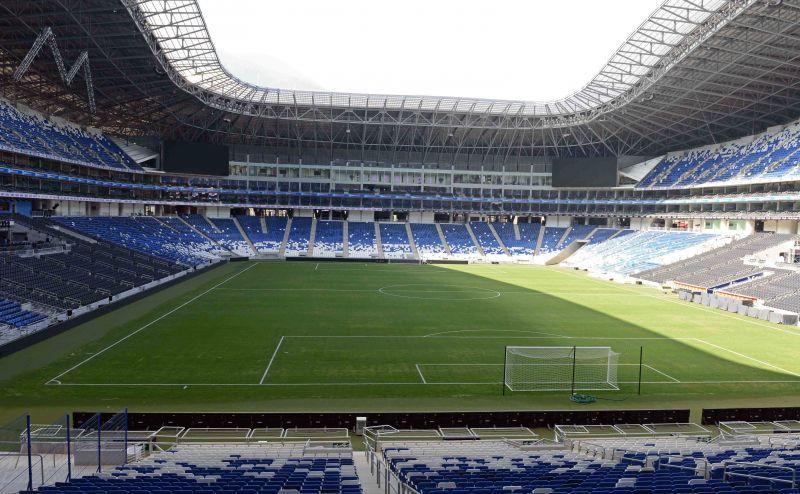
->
[[378, 283, 501, 301]]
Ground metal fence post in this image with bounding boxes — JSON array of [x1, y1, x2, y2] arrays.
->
[[66, 414, 72, 481], [97, 413, 101, 473], [123, 408, 128, 466], [26, 414, 33, 491]]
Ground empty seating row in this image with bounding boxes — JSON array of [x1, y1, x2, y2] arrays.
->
[[0, 100, 141, 171], [411, 223, 446, 258], [348, 222, 377, 258], [313, 220, 344, 257], [380, 223, 413, 259], [33, 443, 362, 494], [0, 297, 46, 328], [565, 231, 718, 275], [637, 120, 800, 189]]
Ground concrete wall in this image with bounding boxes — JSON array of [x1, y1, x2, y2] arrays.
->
[[546, 216, 573, 228], [292, 209, 314, 218], [408, 211, 435, 223], [346, 210, 374, 222], [763, 219, 798, 234]]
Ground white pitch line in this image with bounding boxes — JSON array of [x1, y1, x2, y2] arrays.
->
[[314, 263, 319, 271], [644, 364, 681, 383], [216, 288, 376, 292], [284, 334, 695, 340], [259, 336, 285, 384], [423, 329, 569, 338], [415, 364, 427, 384], [45, 262, 259, 384], [693, 339, 800, 377], [46, 379, 800, 387]]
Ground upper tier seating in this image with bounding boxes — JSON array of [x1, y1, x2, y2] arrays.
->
[[285, 217, 313, 255], [494, 222, 539, 256], [380, 223, 413, 259], [638, 234, 796, 287], [411, 223, 446, 258], [440, 224, 479, 257], [348, 222, 377, 258], [636, 120, 800, 189], [313, 220, 344, 257], [469, 222, 505, 256], [35, 443, 362, 494], [564, 231, 718, 275], [0, 100, 141, 171]]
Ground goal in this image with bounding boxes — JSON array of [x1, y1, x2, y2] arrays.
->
[[503, 346, 620, 392]]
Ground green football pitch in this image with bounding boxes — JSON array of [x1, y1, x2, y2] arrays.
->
[[2, 260, 800, 424]]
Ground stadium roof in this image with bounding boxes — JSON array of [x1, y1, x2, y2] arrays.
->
[[1, 0, 800, 160]]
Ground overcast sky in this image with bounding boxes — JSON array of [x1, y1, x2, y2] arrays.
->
[[197, 0, 664, 101]]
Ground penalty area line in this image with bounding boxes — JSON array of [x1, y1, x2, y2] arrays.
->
[[259, 336, 285, 384], [415, 364, 427, 384], [45, 262, 259, 385], [643, 364, 681, 383]]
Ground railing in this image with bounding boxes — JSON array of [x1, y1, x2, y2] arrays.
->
[[723, 460, 796, 488], [364, 444, 421, 494], [657, 455, 710, 479], [0, 453, 45, 493]]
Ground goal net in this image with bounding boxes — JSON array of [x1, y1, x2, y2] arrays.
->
[[503, 346, 620, 392]]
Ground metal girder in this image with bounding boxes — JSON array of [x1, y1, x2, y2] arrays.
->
[[12, 26, 96, 112], [121, 0, 746, 123], [1, 0, 800, 163]]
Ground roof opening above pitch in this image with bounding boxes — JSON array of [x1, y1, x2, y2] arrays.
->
[[197, 0, 665, 101], [132, 0, 733, 116]]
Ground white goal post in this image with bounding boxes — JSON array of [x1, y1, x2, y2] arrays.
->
[[503, 346, 620, 392]]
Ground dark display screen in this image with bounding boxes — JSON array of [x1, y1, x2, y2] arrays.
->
[[552, 157, 618, 187], [163, 141, 230, 176]]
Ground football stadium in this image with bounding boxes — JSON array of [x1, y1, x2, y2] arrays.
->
[[2, 0, 800, 492]]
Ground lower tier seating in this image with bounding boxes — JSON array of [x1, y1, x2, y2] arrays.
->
[[565, 231, 719, 275], [348, 222, 377, 258], [34, 443, 362, 494]]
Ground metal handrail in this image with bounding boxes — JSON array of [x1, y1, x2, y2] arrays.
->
[[0, 452, 45, 491], [723, 460, 796, 488], [657, 455, 709, 479]]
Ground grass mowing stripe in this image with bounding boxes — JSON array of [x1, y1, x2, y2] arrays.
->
[[45, 262, 258, 385]]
